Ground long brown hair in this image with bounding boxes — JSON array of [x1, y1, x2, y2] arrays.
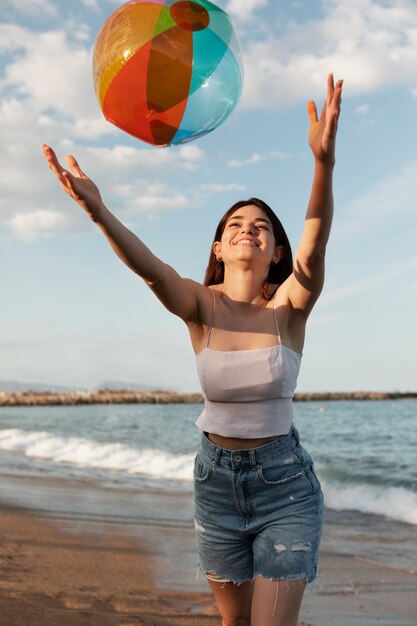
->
[[203, 198, 293, 299]]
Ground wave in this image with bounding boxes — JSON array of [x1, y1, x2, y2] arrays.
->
[[1, 428, 416, 525], [322, 480, 417, 525], [0, 428, 194, 481]]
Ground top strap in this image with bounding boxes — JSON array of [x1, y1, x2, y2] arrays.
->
[[272, 289, 281, 341], [206, 289, 216, 348]]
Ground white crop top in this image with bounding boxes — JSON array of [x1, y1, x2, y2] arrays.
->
[[195, 290, 302, 437]]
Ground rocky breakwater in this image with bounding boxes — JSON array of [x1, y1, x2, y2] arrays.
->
[[0, 389, 204, 406], [0, 390, 415, 407]]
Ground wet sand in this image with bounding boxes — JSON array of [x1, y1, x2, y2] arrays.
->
[[0, 476, 416, 626]]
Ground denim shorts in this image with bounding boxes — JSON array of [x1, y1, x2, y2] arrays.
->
[[193, 425, 323, 584]]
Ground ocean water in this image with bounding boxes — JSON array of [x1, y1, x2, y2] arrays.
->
[[0, 400, 416, 527]]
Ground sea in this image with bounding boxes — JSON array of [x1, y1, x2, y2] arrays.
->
[[0, 399, 415, 526]]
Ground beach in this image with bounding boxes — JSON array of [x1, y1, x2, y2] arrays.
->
[[0, 475, 416, 626], [0, 400, 416, 624]]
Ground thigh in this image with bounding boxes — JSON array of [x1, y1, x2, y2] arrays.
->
[[208, 578, 253, 626], [250, 443, 324, 583], [194, 449, 254, 583], [251, 576, 306, 626], [194, 514, 254, 583]]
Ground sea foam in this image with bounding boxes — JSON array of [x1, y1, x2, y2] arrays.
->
[[1, 427, 416, 525], [322, 480, 417, 525], [0, 428, 194, 481]]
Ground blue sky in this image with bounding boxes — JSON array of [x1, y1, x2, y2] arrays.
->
[[0, 0, 416, 392]]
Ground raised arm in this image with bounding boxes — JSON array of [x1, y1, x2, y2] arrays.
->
[[286, 74, 343, 317], [41, 144, 202, 322]]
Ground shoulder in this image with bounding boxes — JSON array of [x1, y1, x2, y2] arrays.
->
[[189, 282, 221, 325], [187, 284, 221, 354]]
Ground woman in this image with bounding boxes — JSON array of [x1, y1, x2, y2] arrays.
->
[[42, 73, 343, 626]]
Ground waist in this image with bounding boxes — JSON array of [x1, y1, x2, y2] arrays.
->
[[206, 432, 283, 450], [199, 425, 301, 465]]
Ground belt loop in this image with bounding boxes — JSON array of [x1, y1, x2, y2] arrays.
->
[[292, 425, 300, 445], [249, 449, 256, 467], [213, 446, 221, 466]]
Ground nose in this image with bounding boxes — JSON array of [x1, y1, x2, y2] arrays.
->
[[241, 221, 256, 234]]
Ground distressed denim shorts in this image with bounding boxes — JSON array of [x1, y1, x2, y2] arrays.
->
[[193, 425, 323, 584]]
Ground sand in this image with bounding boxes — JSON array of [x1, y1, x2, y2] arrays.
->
[[0, 477, 416, 626]]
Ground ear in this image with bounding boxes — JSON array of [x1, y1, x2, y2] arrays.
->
[[272, 245, 284, 265], [213, 241, 222, 260]]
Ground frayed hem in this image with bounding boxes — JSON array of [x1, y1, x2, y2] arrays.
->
[[196, 565, 252, 586], [196, 568, 314, 587], [253, 573, 308, 584], [195, 557, 319, 587]]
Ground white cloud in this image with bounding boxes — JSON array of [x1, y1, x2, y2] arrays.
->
[[177, 144, 205, 169], [113, 180, 191, 213], [355, 104, 370, 114], [319, 255, 417, 313], [0, 27, 97, 119], [335, 158, 417, 240], [8, 210, 71, 242], [225, 0, 268, 22], [79, 0, 100, 11], [0, 0, 57, 17], [228, 150, 290, 168], [84, 143, 205, 175], [228, 152, 265, 168], [199, 183, 246, 193], [240, 0, 417, 108]]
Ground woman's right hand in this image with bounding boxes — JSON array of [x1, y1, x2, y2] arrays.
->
[[42, 144, 105, 222]]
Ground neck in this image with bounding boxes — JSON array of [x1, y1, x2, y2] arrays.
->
[[222, 268, 269, 305]]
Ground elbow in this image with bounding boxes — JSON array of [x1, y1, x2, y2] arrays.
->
[[300, 239, 327, 262]]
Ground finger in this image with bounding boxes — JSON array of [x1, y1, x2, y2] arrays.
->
[[42, 144, 66, 175], [327, 73, 335, 104], [55, 167, 74, 191], [66, 154, 85, 178], [307, 100, 318, 124], [334, 79, 343, 105], [332, 80, 343, 113]]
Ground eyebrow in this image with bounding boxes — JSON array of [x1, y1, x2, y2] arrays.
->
[[227, 215, 271, 225]]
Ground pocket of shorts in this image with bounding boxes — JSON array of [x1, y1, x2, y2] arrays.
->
[[304, 462, 322, 494], [292, 446, 322, 492], [256, 454, 306, 486], [193, 454, 212, 482]]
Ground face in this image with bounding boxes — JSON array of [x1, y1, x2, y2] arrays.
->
[[213, 204, 283, 268]]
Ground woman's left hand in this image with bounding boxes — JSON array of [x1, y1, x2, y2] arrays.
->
[[307, 73, 343, 166]]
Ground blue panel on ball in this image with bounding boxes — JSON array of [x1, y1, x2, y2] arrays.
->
[[189, 28, 229, 95], [170, 43, 242, 145]]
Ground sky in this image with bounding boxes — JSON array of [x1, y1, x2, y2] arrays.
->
[[0, 0, 416, 392]]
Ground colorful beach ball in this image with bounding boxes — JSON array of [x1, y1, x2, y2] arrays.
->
[[93, 0, 243, 147]]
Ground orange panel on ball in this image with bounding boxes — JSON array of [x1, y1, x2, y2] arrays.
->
[[102, 39, 155, 145], [94, 2, 165, 109], [147, 24, 193, 108], [148, 95, 189, 145], [104, 24, 195, 145]]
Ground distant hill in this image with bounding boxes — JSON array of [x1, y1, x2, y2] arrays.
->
[[0, 380, 78, 393], [97, 380, 167, 392], [0, 380, 169, 393]]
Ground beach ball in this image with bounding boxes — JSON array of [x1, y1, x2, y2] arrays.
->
[[93, 0, 243, 147]]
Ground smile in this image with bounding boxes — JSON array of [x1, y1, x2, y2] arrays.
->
[[235, 239, 258, 246]]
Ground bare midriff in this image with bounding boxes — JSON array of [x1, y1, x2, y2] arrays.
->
[[207, 433, 283, 450]]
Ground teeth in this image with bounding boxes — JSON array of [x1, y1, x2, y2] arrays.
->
[[237, 239, 255, 245]]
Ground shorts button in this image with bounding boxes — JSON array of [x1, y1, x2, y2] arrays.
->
[[234, 455, 242, 462]]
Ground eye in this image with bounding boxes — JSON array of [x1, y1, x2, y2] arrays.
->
[[228, 221, 240, 228]]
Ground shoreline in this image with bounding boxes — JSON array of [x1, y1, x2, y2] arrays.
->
[[0, 477, 416, 626], [1, 389, 416, 406]]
